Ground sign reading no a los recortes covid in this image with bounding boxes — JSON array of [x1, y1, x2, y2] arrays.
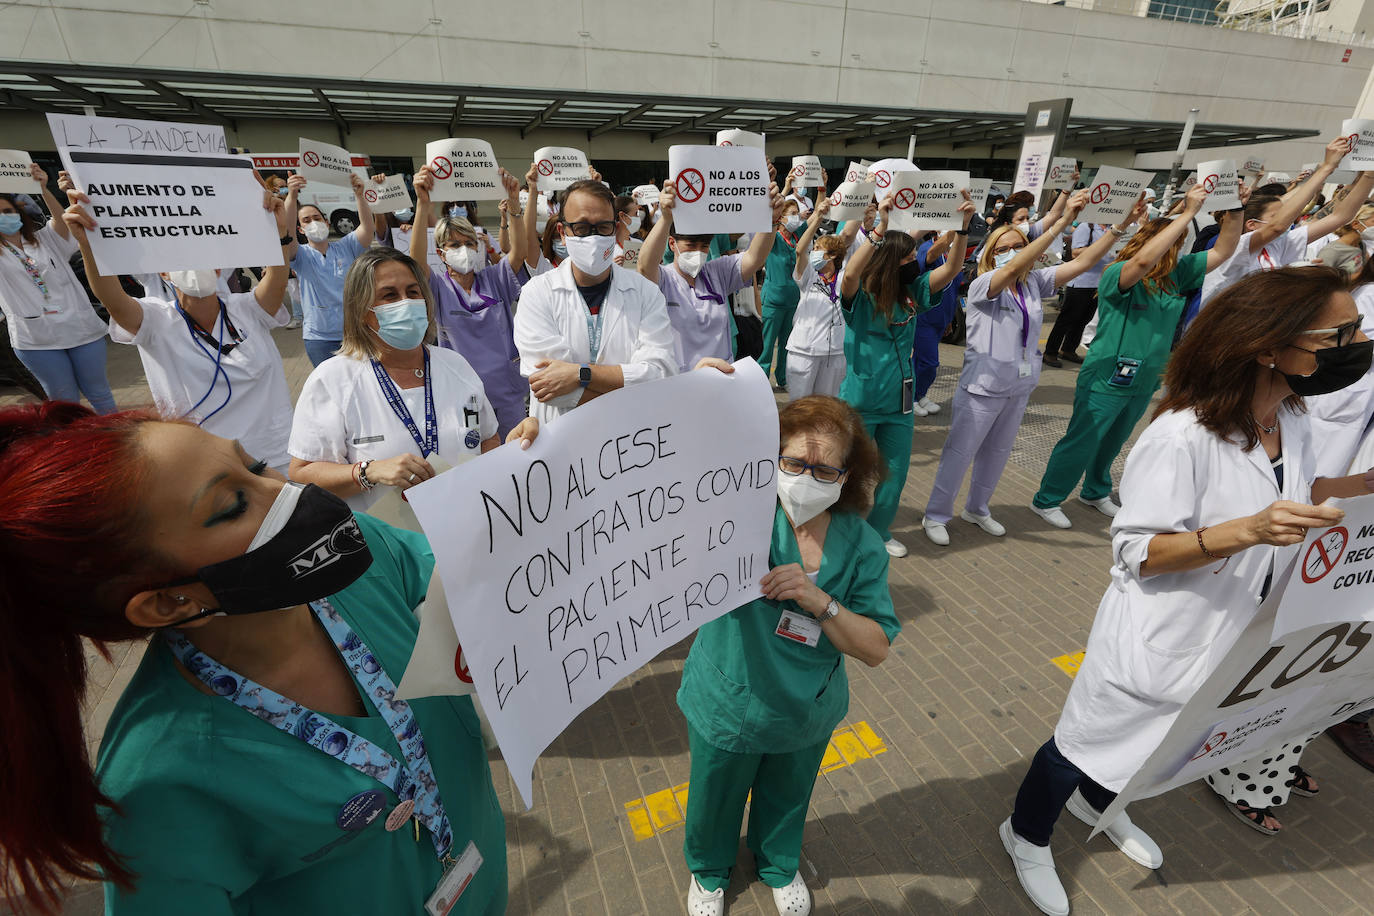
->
[[407, 359, 779, 808], [668, 145, 772, 235], [65, 149, 281, 276], [1275, 494, 1374, 639]]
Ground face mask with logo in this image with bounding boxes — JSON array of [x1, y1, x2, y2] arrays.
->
[[993, 250, 1018, 269], [301, 220, 330, 243], [1281, 339, 1374, 396], [563, 234, 616, 274], [443, 245, 484, 275], [371, 298, 430, 350], [676, 250, 707, 279], [625, 215, 642, 235], [395, 209, 414, 223], [784, 215, 804, 232], [808, 250, 828, 269], [159, 483, 372, 623], [167, 269, 219, 298], [777, 471, 843, 526], [449, 206, 467, 219]]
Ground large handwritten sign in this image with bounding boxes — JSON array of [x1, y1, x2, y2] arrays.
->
[[47, 113, 228, 155], [408, 360, 779, 807]]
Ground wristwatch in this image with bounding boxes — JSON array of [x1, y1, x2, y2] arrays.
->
[[817, 597, 840, 622], [579, 364, 592, 388], [954, 229, 969, 237]]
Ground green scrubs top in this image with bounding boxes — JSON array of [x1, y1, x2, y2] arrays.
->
[[677, 506, 901, 755], [838, 276, 933, 416], [1080, 252, 1206, 395], [761, 230, 801, 310], [97, 514, 506, 915]]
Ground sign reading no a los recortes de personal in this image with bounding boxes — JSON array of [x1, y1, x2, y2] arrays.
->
[[667, 145, 772, 235], [407, 360, 779, 808], [65, 149, 281, 276]]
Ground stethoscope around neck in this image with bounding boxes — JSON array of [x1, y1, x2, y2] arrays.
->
[[178, 298, 238, 424]]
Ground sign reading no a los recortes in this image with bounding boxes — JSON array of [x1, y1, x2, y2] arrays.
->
[[65, 149, 281, 276], [407, 360, 779, 808], [667, 145, 772, 235]]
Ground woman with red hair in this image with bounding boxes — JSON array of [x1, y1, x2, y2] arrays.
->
[[0, 403, 520, 914]]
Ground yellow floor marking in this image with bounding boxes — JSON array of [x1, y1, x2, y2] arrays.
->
[[622, 721, 888, 840], [1051, 651, 1086, 677]]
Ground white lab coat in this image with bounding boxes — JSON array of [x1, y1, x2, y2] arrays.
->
[[1054, 405, 1314, 791], [512, 260, 677, 424]]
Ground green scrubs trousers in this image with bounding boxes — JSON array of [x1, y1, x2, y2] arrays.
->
[[1033, 384, 1156, 508], [864, 411, 917, 541], [759, 300, 797, 386]]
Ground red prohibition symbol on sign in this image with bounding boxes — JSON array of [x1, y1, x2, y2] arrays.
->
[[847, 170, 859, 182], [537, 159, 555, 176], [301, 150, 320, 168], [1202, 174, 1219, 192], [454, 646, 473, 684], [430, 156, 453, 179], [874, 170, 891, 189], [1190, 730, 1228, 761], [829, 190, 842, 206], [893, 188, 917, 210], [791, 164, 805, 178], [364, 189, 379, 203], [1089, 182, 1110, 205], [675, 168, 706, 203], [719, 140, 734, 146], [1302, 525, 1349, 583], [1348, 133, 1361, 154]]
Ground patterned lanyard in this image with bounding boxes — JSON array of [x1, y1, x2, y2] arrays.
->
[[2, 239, 49, 301], [164, 598, 454, 859], [370, 349, 438, 457]]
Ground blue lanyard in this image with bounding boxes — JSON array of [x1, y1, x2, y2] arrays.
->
[[370, 349, 437, 458], [1009, 283, 1030, 350], [445, 272, 497, 313], [178, 299, 235, 424], [164, 598, 454, 858]]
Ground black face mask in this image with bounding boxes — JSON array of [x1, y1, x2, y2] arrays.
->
[[898, 259, 922, 286], [1282, 339, 1374, 397], [160, 484, 373, 624]]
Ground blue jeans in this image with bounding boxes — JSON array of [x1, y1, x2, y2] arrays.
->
[[15, 338, 117, 413], [304, 338, 341, 367]]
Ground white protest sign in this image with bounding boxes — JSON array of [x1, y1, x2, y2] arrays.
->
[[887, 170, 970, 233], [424, 138, 505, 202], [1275, 495, 1374, 639], [868, 158, 919, 201], [533, 147, 591, 192], [1179, 172, 1198, 193], [363, 174, 413, 214], [1242, 156, 1266, 175], [1013, 134, 1056, 196], [1043, 157, 1078, 191], [789, 155, 823, 189], [667, 145, 771, 235], [407, 360, 779, 808], [619, 236, 644, 268], [1078, 165, 1153, 223], [1267, 172, 1293, 183], [1091, 554, 1374, 838], [843, 161, 869, 184], [968, 178, 993, 213], [0, 150, 36, 193], [632, 183, 660, 207], [716, 128, 765, 150], [826, 179, 876, 223], [47, 112, 227, 156], [64, 149, 280, 275], [1195, 159, 1242, 212], [297, 137, 355, 188]]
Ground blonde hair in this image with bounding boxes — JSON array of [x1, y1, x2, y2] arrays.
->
[[338, 248, 438, 360], [976, 225, 1030, 280], [434, 216, 478, 249]]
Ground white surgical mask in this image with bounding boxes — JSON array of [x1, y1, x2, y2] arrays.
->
[[993, 250, 1017, 269], [676, 250, 706, 279], [536, 218, 549, 233], [444, 245, 484, 275], [625, 215, 642, 234], [301, 220, 330, 242], [777, 472, 842, 526], [167, 269, 218, 298], [808, 250, 828, 269], [562, 234, 616, 274], [1361, 226, 1374, 244], [784, 215, 804, 231]]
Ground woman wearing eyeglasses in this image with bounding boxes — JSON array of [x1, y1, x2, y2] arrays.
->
[[676, 389, 897, 916], [837, 191, 973, 557], [1030, 184, 1244, 530], [1002, 265, 1374, 915], [919, 190, 1135, 547]]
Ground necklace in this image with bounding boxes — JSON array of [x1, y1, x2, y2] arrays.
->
[[1257, 416, 1278, 435]]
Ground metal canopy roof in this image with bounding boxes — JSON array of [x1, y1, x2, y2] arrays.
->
[[0, 60, 1318, 155]]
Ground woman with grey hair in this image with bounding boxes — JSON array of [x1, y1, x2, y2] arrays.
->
[[289, 247, 538, 510]]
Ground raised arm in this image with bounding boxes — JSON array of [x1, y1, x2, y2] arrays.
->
[[738, 183, 785, 278], [32, 164, 68, 240], [793, 197, 830, 281], [1032, 178, 1076, 237], [1301, 170, 1374, 242], [1055, 192, 1141, 288], [986, 191, 1083, 297], [409, 167, 436, 267], [637, 182, 674, 285], [522, 164, 542, 272], [495, 167, 526, 272], [254, 190, 292, 317], [1247, 137, 1350, 253], [349, 173, 375, 248], [926, 190, 974, 295], [60, 190, 146, 335], [1116, 187, 1203, 291], [282, 173, 303, 261], [840, 198, 890, 299], [1205, 186, 1249, 272]]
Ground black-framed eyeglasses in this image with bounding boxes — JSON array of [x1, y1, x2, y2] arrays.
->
[[778, 455, 847, 483], [1289, 319, 1363, 351], [561, 220, 618, 237]]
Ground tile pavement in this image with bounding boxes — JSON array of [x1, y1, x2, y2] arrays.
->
[[6, 314, 1374, 916]]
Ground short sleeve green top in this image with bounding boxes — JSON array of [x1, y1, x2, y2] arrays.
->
[[837, 276, 933, 416]]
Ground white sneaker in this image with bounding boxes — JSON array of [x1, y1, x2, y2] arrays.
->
[[285, 318, 302, 329], [884, 538, 908, 557], [1065, 790, 1163, 869], [1030, 504, 1072, 529], [770, 872, 811, 915], [912, 401, 930, 417], [960, 510, 1006, 537], [687, 875, 724, 916], [1000, 818, 1069, 916], [922, 516, 950, 546], [917, 396, 941, 414], [1078, 495, 1120, 518]]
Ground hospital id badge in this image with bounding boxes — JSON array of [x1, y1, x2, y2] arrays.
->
[[425, 841, 482, 916], [1108, 357, 1141, 389], [1018, 360, 1032, 378], [775, 609, 822, 647], [901, 377, 915, 415]]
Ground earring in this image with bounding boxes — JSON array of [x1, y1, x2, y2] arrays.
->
[[1269, 363, 1276, 369], [173, 595, 190, 604]]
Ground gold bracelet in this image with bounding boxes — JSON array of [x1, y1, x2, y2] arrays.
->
[[1197, 526, 1224, 560]]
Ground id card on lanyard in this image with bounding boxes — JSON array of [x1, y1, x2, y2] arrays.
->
[[1009, 284, 1032, 378], [371, 349, 438, 457]]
